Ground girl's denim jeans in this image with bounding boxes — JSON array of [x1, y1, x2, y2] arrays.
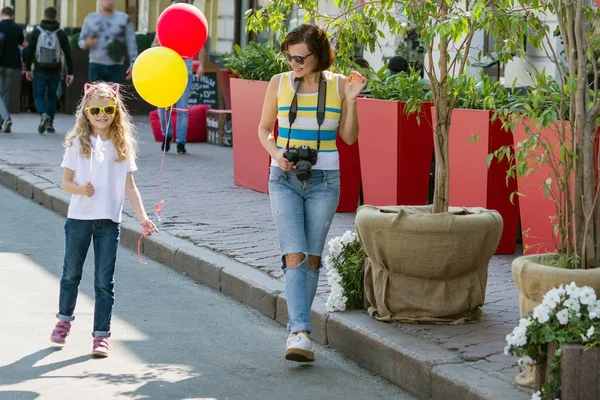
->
[[268, 166, 340, 334], [57, 218, 120, 338]]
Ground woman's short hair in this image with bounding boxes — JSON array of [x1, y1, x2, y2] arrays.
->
[[280, 24, 334, 72]]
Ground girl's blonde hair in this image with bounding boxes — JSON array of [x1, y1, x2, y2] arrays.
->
[[64, 82, 138, 162]]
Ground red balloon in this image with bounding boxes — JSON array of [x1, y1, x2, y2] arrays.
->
[[157, 3, 208, 59]]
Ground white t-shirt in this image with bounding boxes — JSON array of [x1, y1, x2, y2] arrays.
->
[[60, 136, 137, 223]]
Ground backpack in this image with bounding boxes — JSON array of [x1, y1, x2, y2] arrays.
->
[[35, 27, 61, 68]]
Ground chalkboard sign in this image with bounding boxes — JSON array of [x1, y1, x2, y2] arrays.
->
[[188, 72, 219, 109]]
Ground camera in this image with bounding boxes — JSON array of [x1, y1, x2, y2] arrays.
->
[[283, 145, 318, 181]]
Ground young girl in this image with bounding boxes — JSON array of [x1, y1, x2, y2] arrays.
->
[[50, 82, 157, 358]]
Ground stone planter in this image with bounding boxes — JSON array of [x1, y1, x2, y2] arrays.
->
[[512, 255, 600, 388], [512, 255, 600, 317], [357, 205, 503, 323]]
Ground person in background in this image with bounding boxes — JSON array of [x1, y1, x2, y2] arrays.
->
[[78, 0, 138, 83], [387, 55, 409, 75], [152, 0, 206, 155], [25, 6, 74, 134], [0, 6, 24, 133]]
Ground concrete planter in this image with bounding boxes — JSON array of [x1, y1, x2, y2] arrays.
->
[[512, 255, 600, 317], [512, 255, 600, 388]]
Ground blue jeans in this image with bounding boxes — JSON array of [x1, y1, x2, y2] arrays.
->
[[88, 63, 125, 84], [57, 219, 120, 338], [157, 73, 193, 143], [268, 166, 340, 333], [33, 72, 60, 120]]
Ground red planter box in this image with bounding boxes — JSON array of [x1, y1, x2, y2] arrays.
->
[[231, 78, 271, 193], [230, 77, 361, 212], [357, 98, 434, 206], [149, 104, 210, 143], [436, 108, 520, 255], [512, 120, 566, 254]]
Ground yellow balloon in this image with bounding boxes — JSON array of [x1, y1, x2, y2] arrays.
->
[[132, 47, 188, 108]]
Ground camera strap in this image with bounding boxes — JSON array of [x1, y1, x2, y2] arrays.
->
[[287, 72, 327, 152]]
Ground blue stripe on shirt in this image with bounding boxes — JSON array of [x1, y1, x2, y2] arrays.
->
[[278, 127, 338, 142], [278, 106, 342, 114]]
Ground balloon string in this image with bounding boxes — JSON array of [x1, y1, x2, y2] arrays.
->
[[138, 106, 173, 264]]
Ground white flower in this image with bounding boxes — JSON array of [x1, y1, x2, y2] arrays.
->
[[564, 298, 581, 313], [579, 286, 597, 306], [533, 304, 552, 324], [556, 309, 569, 325], [566, 282, 581, 299], [581, 333, 589, 343], [339, 230, 356, 246], [532, 391, 542, 400], [588, 304, 599, 320], [504, 345, 511, 355], [587, 326, 595, 339], [328, 238, 343, 256], [506, 326, 527, 347], [518, 318, 532, 330], [543, 288, 563, 309]]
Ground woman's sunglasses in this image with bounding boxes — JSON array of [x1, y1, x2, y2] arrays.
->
[[85, 105, 117, 116], [283, 52, 313, 65]]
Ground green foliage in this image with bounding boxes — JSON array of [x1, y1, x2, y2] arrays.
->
[[325, 232, 366, 311], [454, 73, 523, 111], [222, 42, 288, 81], [368, 66, 431, 103]]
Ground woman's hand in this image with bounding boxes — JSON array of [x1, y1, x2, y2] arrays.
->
[[344, 71, 367, 101], [140, 219, 159, 236], [274, 146, 294, 171]]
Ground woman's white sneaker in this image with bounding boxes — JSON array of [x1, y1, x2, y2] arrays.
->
[[285, 333, 315, 362]]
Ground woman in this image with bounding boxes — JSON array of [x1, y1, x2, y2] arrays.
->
[[257, 24, 367, 362]]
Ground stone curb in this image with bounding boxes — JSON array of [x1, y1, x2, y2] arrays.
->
[[0, 164, 531, 400]]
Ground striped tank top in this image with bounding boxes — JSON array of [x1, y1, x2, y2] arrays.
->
[[273, 71, 343, 170]]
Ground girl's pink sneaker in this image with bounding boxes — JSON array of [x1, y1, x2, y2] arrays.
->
[[50, 321, 71, 344], [92, 337, 109, 358]]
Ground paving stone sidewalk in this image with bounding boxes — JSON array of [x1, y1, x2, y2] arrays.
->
[[0, 114, 527, 391]]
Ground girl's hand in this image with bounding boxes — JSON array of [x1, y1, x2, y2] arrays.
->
[[344, 71, 368, 101], [83, 182, 95, 197], [140, 219, 159, 236], [274, 146, 294, 172]]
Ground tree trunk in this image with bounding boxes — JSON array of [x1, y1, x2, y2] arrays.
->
[[432, 24, 450, 214]]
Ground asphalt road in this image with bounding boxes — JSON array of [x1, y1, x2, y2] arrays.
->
[[0, 185, 414, 400]]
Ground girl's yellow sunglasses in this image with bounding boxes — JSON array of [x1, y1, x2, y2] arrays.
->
[[85, 105, 117, 116]]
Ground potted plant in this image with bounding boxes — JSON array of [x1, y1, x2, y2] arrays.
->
[[505, 283, 600, 399], [222, 41, 288, 194], [247, 1, 535, 322], [497, 0, 600, 317], [357, 67, 434, 207], [485, 0, 600, 390]]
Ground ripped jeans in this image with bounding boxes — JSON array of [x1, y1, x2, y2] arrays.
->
[[268, 166, 340, 333]]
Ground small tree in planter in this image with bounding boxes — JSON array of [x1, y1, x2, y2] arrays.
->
[[487, 1, 600, 393], [247, 1, 536, 322]]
